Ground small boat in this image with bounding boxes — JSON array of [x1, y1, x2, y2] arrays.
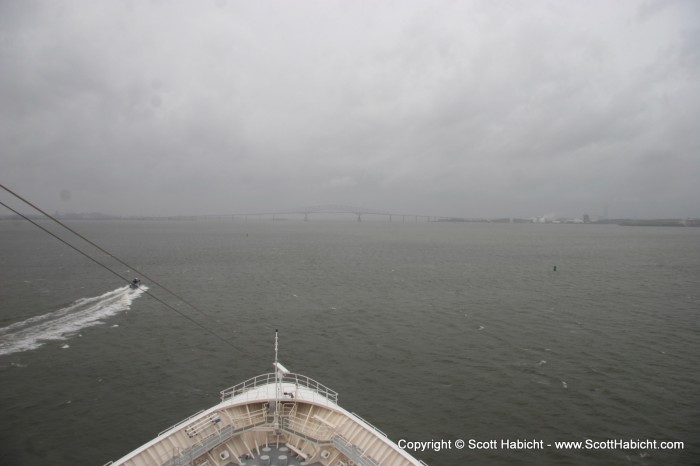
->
[[129, 278, 141, 289]]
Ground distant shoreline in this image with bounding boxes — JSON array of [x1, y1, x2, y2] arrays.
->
[[1, 213, 699, 227]]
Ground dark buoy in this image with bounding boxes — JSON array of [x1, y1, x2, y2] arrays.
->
[[553, 265, 557, 271]]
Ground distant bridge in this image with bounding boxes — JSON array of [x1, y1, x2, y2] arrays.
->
[[292, 204, 391, 221], [195, 205, 443, 222]]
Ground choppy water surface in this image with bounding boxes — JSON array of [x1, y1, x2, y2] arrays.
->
[[1, 220, 698, 465]]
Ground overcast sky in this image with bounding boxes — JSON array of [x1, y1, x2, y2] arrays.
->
[[1, 0, 699, 218]]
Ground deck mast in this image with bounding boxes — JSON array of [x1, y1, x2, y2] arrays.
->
[[274, 329, 281, 434]]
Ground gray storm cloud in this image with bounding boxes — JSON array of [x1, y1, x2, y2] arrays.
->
[[1, 0, 699, 218]]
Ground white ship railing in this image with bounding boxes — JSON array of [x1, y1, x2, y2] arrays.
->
[[220, 372, 338, 404], [158, 410, 205, 437], [332, 434, 380, 466], [350, 411, 387, 437], [163, 425, 237, 466]]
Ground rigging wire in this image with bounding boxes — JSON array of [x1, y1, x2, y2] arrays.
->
[[0, 196, 239, 352], [0, 201, 138, 286], [0, 183, 212, 318]]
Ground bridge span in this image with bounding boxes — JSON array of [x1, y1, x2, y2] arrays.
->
[[199, 205, 445, 222]]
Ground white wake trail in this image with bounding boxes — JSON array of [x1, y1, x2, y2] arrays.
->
[[0, 286, 147, 356]]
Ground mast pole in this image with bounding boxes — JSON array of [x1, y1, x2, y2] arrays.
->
[[274, 329, 281, 433]]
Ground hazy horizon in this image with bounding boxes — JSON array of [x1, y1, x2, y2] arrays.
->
[[2, 1, 699, 219]]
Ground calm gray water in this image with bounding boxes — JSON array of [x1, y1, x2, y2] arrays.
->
[[1, 219, 698, 465]]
